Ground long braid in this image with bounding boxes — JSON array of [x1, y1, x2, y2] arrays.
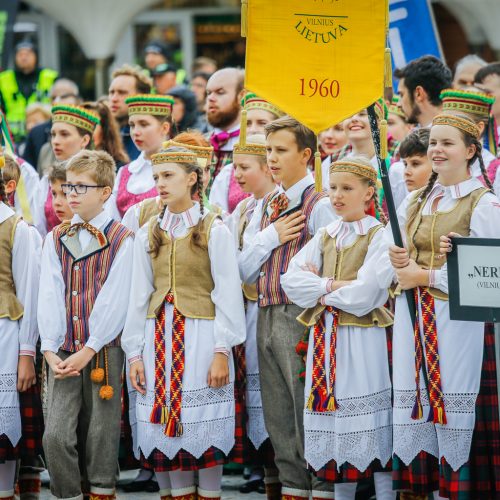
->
[[418, 171, 438, 204], [149, 203, 168, 258], [191, 165, 206, 250], [372, 184, 388, 225], [471, 137, 494, 192]]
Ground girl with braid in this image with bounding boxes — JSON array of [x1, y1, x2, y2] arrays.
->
[[282, 156, 395, 500], [122, 147, 246, 500], [0, 160, 40, 500], [378, 113, 500, 499]]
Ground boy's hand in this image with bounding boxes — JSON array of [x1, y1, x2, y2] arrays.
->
[[129, 360, 146, 395], [44, 351, 79, 379], [274, 212, 306, 244], [389, 245, 409, 269], [57, 347, 95, 378], [17, 355, 37, 392], [207, 352, 229, 389]]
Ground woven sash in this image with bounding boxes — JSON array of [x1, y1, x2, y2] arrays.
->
[[306, 306, 340, 412], [150, 292, 187, 437], [411, 287, 447, 425], [68, 222, 106, 246]]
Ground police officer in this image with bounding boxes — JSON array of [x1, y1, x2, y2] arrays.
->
[[0, 40, 58, 143]]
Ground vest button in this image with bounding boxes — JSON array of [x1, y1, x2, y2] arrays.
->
[[72, 291, 78, 296], [258, 294, 264, 299], [73, 315, 78, 321], [259, 271, 265, 277], [74, 265, 80, 271], [74, 339, 80, 346]]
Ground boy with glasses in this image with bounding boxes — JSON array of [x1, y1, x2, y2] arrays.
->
[[38, 150, 134, 500]]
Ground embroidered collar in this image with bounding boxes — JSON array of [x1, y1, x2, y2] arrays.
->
[[0, 202, 15, 225], [128, 152, 151, 174], [430, 177, 485, 200], [326, 215, 380, 238], [70, 210, 110, 231], [159, 202, 203, 232]]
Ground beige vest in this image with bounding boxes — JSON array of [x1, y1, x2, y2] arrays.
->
[[147, 212, 219, 319], [138, 198, 163, 228], [238, 198, 258, 302], [0, 214, 24, 320], [298, 225, 393, 328], [405, 186, 489, 300]]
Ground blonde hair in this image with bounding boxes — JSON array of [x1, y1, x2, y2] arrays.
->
[[66, 150, 116, 189], [26, 102, 51, 121], [2, 154, 21, 183]]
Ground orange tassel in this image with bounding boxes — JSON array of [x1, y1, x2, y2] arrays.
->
[[325, 392, 338, 412]]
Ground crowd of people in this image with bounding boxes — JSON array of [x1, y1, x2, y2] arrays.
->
[[0, 38, 500, 500]]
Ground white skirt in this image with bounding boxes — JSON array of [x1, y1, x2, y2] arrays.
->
[[392, 293, 484, 471], [0, 318, 21, 447], [304, 311, 392, 472], [135, 302, 236, 460]]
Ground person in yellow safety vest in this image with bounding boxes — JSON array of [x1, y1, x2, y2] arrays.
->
[[143, 40, 187, 86], [0, 40, 58, 143]]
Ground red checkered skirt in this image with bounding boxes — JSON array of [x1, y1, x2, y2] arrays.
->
[[0, 434, 18, 462], [142, 446, 227, 472], [438, 322, 500, 498], [18, 383, 44, 461], [229, 345, 247, 464], [314, 458, 391, 483]]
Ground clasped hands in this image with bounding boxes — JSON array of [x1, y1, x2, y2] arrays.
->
[[44, 347, 95, 379]]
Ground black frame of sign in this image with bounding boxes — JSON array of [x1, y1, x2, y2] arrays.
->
[[447, 237, 500, 322]]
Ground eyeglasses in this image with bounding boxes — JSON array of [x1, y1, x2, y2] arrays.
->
[[61, 183, 106, 195]]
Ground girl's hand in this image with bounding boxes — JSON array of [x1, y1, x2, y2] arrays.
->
[[129, 360, 146, 395], [395, 259, 428, 290], [439, 232, 462, 257], [58, 347, 95, 378], [17, 355, 37, 392], [389, 245, 409, 269], [208, 352, 230, 388]]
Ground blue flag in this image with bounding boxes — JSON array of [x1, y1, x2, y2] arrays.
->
[[389, 0, 443, 70]]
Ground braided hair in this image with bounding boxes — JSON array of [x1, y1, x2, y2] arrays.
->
[[372, 185, 388, 225], [467, 135, 494, 192], [0, 170, 8, 205]]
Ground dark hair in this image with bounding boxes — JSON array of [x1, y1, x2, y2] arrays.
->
[[474, 62, 500, 85], [149, 147, 205, 257], [48, 161, 67, 183], [168, 86, 199, 133], [82, 100, 129, 165], [265, 116, 316, 159], [394, 55, 452, 106], [399, 128, 430, 159]]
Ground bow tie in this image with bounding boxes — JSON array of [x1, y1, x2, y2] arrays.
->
[[67, 222, 107, 246], [210, 129, 240, 152], [269, 193, 289, 222]]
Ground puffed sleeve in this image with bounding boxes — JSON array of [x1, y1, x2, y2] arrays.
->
[[208, 163, 232, 213], [38, 231, 67, 353], [121, 226, 155, 363], [309, 196, 337, 234], [281, 228, 330, 308], [209, 220, 246, 349], [12, 220, 39, 356], [323, 228, 390, 315]]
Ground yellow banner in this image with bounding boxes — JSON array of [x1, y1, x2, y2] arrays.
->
[[244, 0, 387, 133]]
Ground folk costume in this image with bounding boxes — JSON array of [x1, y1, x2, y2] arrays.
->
[[112, 95, 174, 219], [121, 150, 246, 500], [377, 115, 500, 498], [239, 169, 336, 499], [209, 93, 284, 213], [38, 210, 134, 500], [0, 201, 40, 500], [34, 105, 100, 236], [228, 138, 280, 497], [281, 160, 395, 500]]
